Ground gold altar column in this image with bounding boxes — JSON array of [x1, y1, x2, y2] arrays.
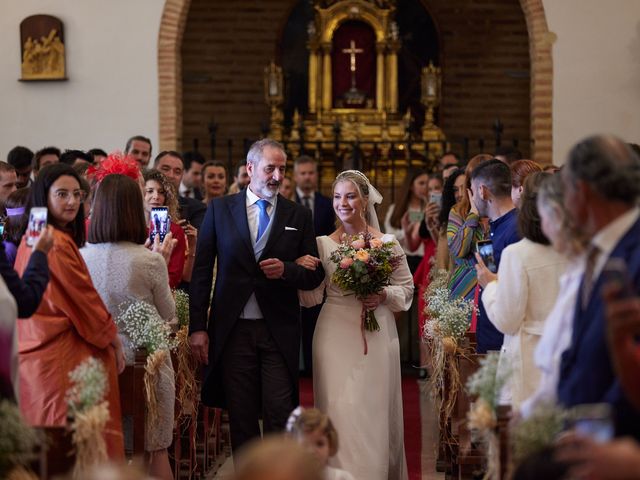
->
[[376, 42, 385, 112], [386, 39, 400, 113], [321, 43, 332, 111], [308, 46, 319, 113]]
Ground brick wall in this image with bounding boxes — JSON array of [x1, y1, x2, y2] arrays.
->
[[180, 0, 292, 163], [179, 0, 534, 163]]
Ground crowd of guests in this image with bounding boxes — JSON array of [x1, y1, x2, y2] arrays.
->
[[1, 134, 640, 480]]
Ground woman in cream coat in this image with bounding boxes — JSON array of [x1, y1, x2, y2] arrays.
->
[[476, 172, 567, 408]]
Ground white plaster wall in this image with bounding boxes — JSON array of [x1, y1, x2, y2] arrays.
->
[[0, 0, 164, 159], [544, 0, 640, 164]]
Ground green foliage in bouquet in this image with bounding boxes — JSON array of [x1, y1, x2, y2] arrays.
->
[[173, 289, 190, 328], [511, 402, 566, 465], [117, 300, 176, 354], [329, 232, 402, 331], [0, 400, 39, 475], [466, 351, 510, 410], [66, 356, 108, 416]]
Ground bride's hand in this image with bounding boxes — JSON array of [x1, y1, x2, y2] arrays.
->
[[295, 255, 321, 271], [361, 290, 387, 310]]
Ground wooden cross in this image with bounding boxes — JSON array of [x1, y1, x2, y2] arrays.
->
[[342, 40, 363, 73]]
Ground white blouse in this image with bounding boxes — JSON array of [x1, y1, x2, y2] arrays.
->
[[482, 238, 568, 408]]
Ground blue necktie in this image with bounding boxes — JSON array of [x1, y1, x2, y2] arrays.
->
[[256, 199, 270, 242]]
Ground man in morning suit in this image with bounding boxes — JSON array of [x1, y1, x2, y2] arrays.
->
[[189, 139, 325, 452], [558, 134, 640, 439], [293, 155, 335, 375]]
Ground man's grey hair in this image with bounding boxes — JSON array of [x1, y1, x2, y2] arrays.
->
[[565, 134, 640, 205], [246, 138, 286, 166]]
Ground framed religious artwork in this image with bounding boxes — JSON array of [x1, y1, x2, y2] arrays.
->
[[19, 14, 67, 81]]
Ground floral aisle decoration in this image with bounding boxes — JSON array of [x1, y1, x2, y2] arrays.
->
[[422, 268, 476, 433], [117, 300, 176, 429], [0, 400, 39, 479], [329, 231, 403, 354], [510, 402, 566, 467], [172, 290, 199, 428], [466, 351, 511, 480], [66, 357, 110, 478]]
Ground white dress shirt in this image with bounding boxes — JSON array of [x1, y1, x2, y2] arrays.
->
[[241, 187, 277, 319]]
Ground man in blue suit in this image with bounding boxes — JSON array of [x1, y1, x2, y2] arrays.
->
[[189, 139, 325, 452], [558, 134, 640, 439], [293, 155, 335, 375]]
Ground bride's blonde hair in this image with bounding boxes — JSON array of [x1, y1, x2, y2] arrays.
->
[[333, 170, 369, 199]]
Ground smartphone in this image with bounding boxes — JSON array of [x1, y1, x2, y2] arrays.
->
[[0, 222, 4, 238], [476, 240, 497, 273], [568, 403, 614, 443], [429, 192, 443, 207], [408, 210, 424, 223], [27, 207, 47, 247], [602, 257, 635, 299], [150, 207, 170, 243]]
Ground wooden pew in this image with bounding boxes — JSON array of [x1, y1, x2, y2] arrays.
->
[[496, 405, 512, 480], [119, 348, 147, 457], [31, 426, 75, 479]]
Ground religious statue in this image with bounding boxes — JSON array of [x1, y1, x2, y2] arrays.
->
[[20, 15, 66, 81]]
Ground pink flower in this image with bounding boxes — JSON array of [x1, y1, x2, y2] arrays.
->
[[355, 249, 370, 263], [370, 238, 383, 249], [351, 239, 366, 250], [340, 257, 354, 269]]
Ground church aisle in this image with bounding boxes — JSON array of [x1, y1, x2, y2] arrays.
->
[[208, 376, 443, 479]]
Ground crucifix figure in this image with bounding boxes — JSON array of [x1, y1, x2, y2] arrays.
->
[[342, 40, 363, 89]]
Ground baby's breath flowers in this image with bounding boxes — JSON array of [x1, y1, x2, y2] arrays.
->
[[116, 301, 176, 354]]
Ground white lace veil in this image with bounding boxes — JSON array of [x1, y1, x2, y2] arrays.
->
[[337, 170, 383, 231]]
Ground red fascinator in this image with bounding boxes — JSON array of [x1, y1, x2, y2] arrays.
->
[[87, 151, 140, 183]]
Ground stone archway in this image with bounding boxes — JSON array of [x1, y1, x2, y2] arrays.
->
[[158, 0, 553, 162], [520, 0, 554, 164], [157, 0, 192, 151]]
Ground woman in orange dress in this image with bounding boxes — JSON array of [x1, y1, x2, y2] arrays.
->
[[14, 163, 125, 459]]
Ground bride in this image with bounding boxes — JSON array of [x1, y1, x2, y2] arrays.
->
[[299, 170, 413, 480]]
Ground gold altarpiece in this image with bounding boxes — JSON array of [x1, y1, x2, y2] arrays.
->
[[265, 0, 445, 164]]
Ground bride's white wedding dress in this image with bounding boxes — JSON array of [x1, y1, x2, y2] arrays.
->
[[300, 234, 413, 480]]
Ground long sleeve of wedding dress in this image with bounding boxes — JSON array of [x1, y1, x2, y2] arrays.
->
[[382, 238, 414, 313]]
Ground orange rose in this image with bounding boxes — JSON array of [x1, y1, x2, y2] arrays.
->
[[354, 249, 370, 263], [370, 238, 383, 249]]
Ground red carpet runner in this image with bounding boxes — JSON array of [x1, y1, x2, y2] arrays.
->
[[299, 377, 422, 479]]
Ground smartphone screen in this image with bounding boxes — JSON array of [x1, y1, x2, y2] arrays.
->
[[476, 240, 497, 273], [568, 403, 614, 443], [27, 207, 47, 247], [150, 207, 170, 243], [429, 192, 443, 207], [0, 222, 4, 238]]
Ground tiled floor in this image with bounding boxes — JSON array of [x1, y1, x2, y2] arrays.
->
[[208, 380, 444, 479]]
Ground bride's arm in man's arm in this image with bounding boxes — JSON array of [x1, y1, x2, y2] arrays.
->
[[279, 208, 326, 290], [296, 239, 326, 307], [382, 241, 414, 312]]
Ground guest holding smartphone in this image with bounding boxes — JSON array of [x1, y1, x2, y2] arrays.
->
[[476, 172, 567, 408], [143, 170, 187, 288], [14, 163, 125, 459], [82, 174, 176, 480]]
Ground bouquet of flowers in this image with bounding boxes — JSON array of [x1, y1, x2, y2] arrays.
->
[[0, 400, 39, 478], [66, 357, 110, 478], [116, 300, 175, 354], [329, 232, 402, 352]]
